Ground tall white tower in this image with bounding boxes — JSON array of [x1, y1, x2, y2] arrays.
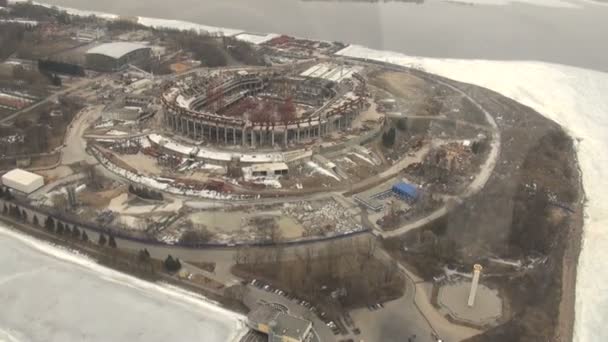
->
[[467, 264, 483, 307]]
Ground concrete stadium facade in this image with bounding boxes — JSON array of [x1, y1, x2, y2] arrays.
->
[[161, 69, 368, 147]]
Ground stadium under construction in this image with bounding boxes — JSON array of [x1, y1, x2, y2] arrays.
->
[[161, 62, 370, 147]]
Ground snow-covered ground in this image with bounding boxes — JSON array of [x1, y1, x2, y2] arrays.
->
[[338, 44, 608, 342], [137, 16, 242, 36], [306, 161, 340, 181], [234, 32, 280, 45], [0, 224, 246, 342]]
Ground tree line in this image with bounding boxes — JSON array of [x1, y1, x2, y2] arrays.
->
[[0, 23, 26, 60], [1, 195, 184, 276]]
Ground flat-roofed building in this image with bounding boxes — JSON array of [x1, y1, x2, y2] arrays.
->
[[247, 305, 314, 342], [248, 162, 289, 177], [86, 42, 151, 72], [392, 181, 419, 200], [1, 169, 44, 194], [269, 313, 313, 342]]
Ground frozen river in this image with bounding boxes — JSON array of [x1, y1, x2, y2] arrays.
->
[[32, 0, 608, 72], [0, 224, 246, 342]]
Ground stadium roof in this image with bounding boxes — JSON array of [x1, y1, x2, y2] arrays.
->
[[86, 42, 149, 59]]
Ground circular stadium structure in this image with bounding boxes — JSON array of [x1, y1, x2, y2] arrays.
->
[[161, 65, 369, 147]]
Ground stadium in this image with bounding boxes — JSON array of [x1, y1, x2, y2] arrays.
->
[[161, 62, 370, 147]]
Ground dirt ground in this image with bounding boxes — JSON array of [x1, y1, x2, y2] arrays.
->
[[370, 70, 430, 101], [275, 215, 303, 239], [369, 70, 439, 116], [29, 153, 61, 168], [107, 192, 182, 215], [78, 186, 126, 209], [189, 210, 304, 239], [190, 211, 244, 233], [37, 165, 74, 181], [117, 152, 163, 176], [352, 102, 383, 129]]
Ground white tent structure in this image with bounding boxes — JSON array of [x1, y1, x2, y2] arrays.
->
[[2, 169, 44, 194]]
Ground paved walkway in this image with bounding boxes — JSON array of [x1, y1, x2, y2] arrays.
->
[[376, 248, 481, 342], [62, 105, 105, 165]]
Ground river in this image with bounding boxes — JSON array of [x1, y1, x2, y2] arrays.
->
[[34, 0, 608, 72], [0, 224, 246, 342]]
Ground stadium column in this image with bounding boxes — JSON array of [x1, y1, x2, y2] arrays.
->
[[242, 128, 247, 146], [251, 129, 256, 147], [224, 125, 228, 144], [284, 128, 288, 147], [232, 128, 237, 145], [271, 130, 275, 146], [215, 122, 219, 143]]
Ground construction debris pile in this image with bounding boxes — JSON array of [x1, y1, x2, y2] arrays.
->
[[405, 142, 475, 193], [282, 200, 362, 237]]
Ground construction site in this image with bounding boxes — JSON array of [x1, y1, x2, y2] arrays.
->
[[0, 4, 587, 342], [0, 44, 498, 246]]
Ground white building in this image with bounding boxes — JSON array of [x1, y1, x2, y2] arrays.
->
[[1, 169, 44, 194], [247, 163, 289, 177]]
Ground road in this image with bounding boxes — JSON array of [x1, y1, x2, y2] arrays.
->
[[61, 105, 104, 165], [83, 131, 150, 140], [0, 77, 100, 125], [375, 248, 481, 342], [377, 72, 501, 239], [349, 289, 433, 342]]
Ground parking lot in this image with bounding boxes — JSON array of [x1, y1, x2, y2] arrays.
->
[[243, 279, 340, 342]]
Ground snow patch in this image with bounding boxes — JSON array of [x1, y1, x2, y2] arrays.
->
[[235, 32, 280, 45], [306, 161, 340, 181], [349, 152, 375, 165], [0, 223, 247, 341], [105, 130, 128, 136]]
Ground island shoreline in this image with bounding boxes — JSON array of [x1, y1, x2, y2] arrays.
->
[[2, 2, 587, 341]]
